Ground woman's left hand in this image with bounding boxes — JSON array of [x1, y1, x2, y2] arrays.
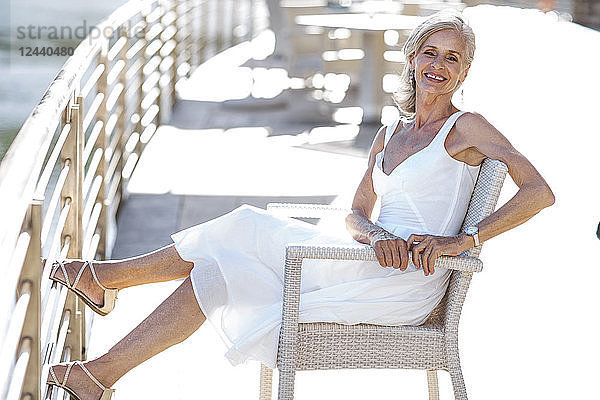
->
[[406, 234, 467, 276]]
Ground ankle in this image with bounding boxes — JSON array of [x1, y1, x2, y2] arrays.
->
[[84, 358, 119, 387], [93, 261, 122, 290]]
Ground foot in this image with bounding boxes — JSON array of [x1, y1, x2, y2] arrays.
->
[[44, 259, 109, 308], [47, 362, 108, 400]]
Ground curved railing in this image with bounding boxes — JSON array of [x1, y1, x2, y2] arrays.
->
[[0, 1, 261, 399]]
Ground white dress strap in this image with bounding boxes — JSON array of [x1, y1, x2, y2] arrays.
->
[[432, 110, 466, 147], [383, 119, 401, 148]]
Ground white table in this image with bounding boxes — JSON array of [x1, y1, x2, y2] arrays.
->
[[296, 13, 424, 123]]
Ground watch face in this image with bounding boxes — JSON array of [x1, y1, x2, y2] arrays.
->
[[465, 226, 478, 235]]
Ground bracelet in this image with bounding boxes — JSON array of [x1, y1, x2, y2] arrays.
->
[[368, 229, 398, 246]]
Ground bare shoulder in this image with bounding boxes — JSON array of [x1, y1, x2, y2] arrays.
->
[[454, 112, 505, 142], [453, 111, 552, 191], [453, 111, 520, 160]]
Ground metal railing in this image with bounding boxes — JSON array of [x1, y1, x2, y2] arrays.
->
[[0, 1, 262, 399]]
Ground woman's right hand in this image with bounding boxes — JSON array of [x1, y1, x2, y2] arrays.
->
[[369, 230, 410, 270]]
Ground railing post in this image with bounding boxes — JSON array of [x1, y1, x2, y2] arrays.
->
[[96, 40, 109, 261], [239, 0, 251, 44], [170, 0, 179, 108], [136, 8, 150, 157], [61, 94, 86, 361], [232, 0, 240, 46], [233, 0, 241, 46], [181, 0, 193, 77], [18, 198, 43, 400], [226, 0, 233, 48], [248, 0, 255, 41], [224, 0, 233, 49], [116, 28, 130, 205], [188, 0, 199, 74], [198, 0, 208, 63], [155, 4, 166, 127], [215, 0, 224, 52]]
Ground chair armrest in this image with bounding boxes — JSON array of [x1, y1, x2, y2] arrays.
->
[[285, 243, 483, 272], [267, 203, 350, 218]]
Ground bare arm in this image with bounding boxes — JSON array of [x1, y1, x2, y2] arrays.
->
[[408, 112, 555, 275], [346, 126, 409, 269], [453, 112, 555, 247], [345, 126, 384, 244]]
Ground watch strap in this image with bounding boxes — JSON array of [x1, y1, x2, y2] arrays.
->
[[464, 226, 480, 247], [472, 232, 480, 247]]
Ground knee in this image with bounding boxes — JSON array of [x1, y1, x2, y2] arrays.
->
[[233, 204, 263, 215], [229, 204, 269, 222]]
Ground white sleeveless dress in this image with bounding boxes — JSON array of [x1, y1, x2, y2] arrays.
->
[[170, 111, 480, 369]]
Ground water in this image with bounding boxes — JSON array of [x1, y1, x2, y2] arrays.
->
[[0, 0, 128, 161]]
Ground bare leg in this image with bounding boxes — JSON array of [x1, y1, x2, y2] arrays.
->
[[46, 243, 194, 306], [49, 277, 205, 400], [94, 243, 194, 289]]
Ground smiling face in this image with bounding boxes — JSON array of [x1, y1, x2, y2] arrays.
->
[[410, 29, 470, 96]]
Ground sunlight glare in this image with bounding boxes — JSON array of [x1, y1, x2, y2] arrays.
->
[[333, 107, 363, 125], [384, 30, 400, 46], [338, 49, 364, 61], [384, 50, 405, 62], [251, 68, 290, 99], [307, 125, 359, 145], [381, 106, 400, 126], [383, 73, 401, 93], [250, 29, 276, 60], [127, 125, 364, 197]]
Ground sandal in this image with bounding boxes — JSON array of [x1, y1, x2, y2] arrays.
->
[[48, 361, 115, 400], [49, 260, 118, 316]]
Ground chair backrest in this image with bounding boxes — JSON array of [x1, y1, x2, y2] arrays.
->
[[461, 158, 508, 258], [436, 158, 507, 330]]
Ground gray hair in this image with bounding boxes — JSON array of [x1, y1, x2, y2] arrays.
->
[[392, 9, 476, 119]]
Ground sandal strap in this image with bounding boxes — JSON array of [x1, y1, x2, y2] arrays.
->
[[52, 260, 110, 292], [85, 261, 110, 292], [72, 262, 88, 290], [77, 361, 109, 391], [63, 362, 75, 386], [50, 361, 109, 392], [50, 261, 72, 289], [48, 362, 75, 387], [49, 365, 60, 385]]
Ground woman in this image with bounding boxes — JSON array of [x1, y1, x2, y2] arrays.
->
[[45, 10, 554, 400]]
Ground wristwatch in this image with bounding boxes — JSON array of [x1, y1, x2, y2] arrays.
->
[[464, 226, 480, 247]]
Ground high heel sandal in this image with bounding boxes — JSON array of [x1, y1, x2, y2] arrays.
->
[[48, 361, 115, 400], [49, 260, 118, 316]]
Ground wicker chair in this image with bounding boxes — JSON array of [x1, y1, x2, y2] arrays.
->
[[260, 158, 508, 400]]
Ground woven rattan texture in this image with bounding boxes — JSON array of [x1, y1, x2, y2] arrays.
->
[[263, 159, 508, 400], [462, 159, 508, 258], [295, 322, 446, 370]]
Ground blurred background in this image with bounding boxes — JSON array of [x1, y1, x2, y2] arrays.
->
[[1, 1, 127, 161], [1, 0, 599, 161]]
